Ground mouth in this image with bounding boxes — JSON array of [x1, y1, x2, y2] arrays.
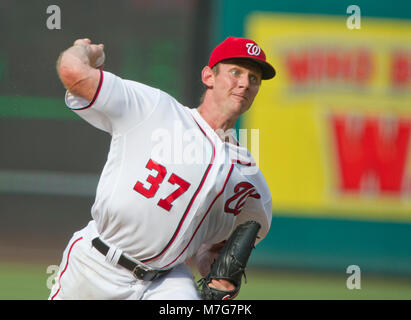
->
[[232, 93, 249, 102]]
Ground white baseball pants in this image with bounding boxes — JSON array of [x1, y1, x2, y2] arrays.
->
[[48, 224, 201, 300]]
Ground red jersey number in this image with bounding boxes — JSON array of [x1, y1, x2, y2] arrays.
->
[[134, 159, 191, 212], [133, 159, 167, 198]]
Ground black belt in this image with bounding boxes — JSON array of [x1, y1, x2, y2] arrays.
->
[[92, 237, 170, 281]]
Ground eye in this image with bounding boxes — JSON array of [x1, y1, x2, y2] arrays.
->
[[231, 69, 240, 76], [249, 74, 261, 85]]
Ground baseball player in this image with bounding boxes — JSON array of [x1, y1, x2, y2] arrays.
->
[[49, 36, 275, 300]]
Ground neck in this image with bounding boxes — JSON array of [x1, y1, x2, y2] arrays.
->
[[197, 103, 239, 132]]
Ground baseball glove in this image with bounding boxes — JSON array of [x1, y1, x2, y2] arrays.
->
[[198, 220, 261, 300]]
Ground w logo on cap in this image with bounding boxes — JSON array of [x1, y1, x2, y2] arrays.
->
[[246, 43, 261, 56], [208, 36, 276, 79]]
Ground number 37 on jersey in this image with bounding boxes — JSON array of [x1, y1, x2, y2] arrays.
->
[[133, 158, 261, 216]]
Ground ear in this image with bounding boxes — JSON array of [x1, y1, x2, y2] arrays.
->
[[201, 66, 215, 88]]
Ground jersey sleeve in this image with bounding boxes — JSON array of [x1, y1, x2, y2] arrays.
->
[[65, 70, 161, 134]]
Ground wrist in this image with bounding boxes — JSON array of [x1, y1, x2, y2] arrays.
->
[[209, 279, 236, 291]]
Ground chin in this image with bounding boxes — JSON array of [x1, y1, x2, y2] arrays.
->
[[239, 102, 252, 114], [229, 100, 250, 114]]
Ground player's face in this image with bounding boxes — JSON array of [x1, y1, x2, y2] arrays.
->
[[212, 59, 262, 115]]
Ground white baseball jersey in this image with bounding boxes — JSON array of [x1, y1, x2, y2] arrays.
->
[[65, 70, 272, 270]]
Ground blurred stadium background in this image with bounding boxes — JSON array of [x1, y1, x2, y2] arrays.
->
[[1, 0, 411, 299]]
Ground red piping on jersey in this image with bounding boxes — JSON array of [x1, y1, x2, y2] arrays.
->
[[51, 237, 83, 300], [141, 116, 216, 264], [232, 159, 256, 166], [161, 163, 235, 269], [74, 70, 104, 110]]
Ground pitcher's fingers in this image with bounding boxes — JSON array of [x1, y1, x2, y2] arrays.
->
[[73, 38, 90, 46]]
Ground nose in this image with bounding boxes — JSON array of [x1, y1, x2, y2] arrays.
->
[[238, 74, 250, 89]]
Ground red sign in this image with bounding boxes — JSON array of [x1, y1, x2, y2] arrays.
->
[[332, 115, 411, 194]]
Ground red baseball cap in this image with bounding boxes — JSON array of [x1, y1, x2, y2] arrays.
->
[[208, 36, 276, 80]]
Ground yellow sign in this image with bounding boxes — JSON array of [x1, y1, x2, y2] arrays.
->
[[244, 13, 411, 222]]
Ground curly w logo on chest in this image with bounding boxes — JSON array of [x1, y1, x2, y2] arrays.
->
[[224, 182, 261, 216]]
